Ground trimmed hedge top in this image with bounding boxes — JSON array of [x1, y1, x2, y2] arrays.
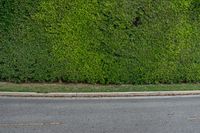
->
[[0, 0, 200, 84]]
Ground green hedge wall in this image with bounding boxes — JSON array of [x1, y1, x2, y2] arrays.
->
[[1, 0, 200, 84]]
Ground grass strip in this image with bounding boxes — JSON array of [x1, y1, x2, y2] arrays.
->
[[1, 82, 200, 93]]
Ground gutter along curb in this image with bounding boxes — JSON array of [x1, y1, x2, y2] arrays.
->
[[1, 91, 200, 98]]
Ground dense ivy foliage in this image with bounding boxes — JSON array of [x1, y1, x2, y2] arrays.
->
[[0, 0, 200, 84]]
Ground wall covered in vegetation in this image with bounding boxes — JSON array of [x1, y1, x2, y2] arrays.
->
[[0, 0, 200, 84]]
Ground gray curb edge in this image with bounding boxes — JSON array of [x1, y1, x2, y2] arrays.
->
[[1, 91, 200, 98]]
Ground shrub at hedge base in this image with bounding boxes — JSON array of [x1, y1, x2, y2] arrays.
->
[[0, 0, 200, 84]]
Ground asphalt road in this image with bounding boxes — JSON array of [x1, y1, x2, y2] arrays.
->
[[1, 96, 200, 133]]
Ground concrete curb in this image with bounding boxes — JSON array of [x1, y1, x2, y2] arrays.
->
[[1, 91, 200, 98]]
